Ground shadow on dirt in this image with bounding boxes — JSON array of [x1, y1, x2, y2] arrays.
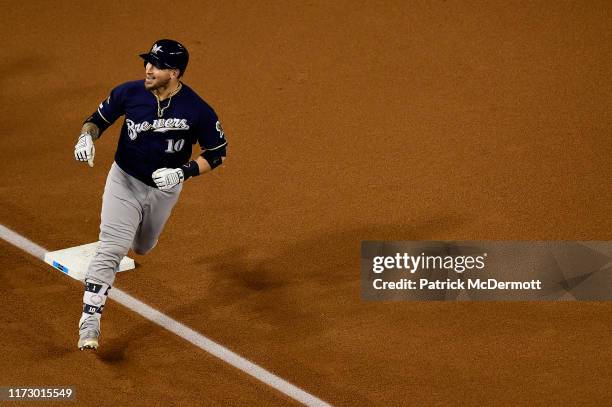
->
[[194, 213, 468, 329], [200, 213, 467, 287]]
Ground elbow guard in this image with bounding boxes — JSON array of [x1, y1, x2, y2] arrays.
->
[[201, 145, 227, 170]]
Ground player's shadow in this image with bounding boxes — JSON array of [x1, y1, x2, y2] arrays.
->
[[96, 334, 134, 363], [191, 213, 468, 332], [202, 213, 466, 282], [97, 324, 165, 364]]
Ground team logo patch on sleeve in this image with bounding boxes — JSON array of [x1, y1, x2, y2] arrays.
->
[[216, 121, 224, 138]]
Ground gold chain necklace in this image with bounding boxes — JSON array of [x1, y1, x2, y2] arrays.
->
[[154, 83, 182, 118]]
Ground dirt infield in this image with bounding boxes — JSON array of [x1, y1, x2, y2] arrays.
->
[[1, 1, 610, 405]]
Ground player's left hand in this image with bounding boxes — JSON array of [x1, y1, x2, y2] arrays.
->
[[152, 168, 185, 190]]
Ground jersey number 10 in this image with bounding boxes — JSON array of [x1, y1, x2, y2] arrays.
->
[[165, 139, 185, 153]]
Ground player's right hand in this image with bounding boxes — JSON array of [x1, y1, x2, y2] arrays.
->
[[74, 133, 95, 167]]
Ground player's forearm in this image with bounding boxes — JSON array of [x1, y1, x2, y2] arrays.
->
[[195, 155, 226, 175], [81, 122, 101, 141]]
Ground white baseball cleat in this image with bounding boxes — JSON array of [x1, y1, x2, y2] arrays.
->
[[78, 330, 99, 351]]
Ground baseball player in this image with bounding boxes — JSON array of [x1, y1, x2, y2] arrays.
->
[[73, 39, 227, 350]]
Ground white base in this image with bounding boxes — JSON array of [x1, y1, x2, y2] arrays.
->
[[44, 242, 135, 281]]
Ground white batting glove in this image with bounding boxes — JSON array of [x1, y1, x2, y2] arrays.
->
[[152, 168, 184, 190], [74, 133, 95, 167]]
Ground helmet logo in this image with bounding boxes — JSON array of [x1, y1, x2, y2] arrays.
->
[[151, 44, 162, 54]]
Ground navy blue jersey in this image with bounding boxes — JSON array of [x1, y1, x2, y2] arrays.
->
[[85, 80, 227, 187]]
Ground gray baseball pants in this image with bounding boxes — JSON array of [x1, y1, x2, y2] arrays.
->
[[79, 162, 181, 335], [87, 161, 182, 286]]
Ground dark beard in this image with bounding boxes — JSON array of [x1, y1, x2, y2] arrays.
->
[[145, 76, 171, 91]]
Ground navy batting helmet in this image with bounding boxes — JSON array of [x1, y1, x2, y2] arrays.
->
[[139, 39, 189, 77]]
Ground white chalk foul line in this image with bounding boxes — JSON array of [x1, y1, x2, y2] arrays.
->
[[0, 224, 47, 259], [0, 223, 332, 407], [110, 289, 331, 406]]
